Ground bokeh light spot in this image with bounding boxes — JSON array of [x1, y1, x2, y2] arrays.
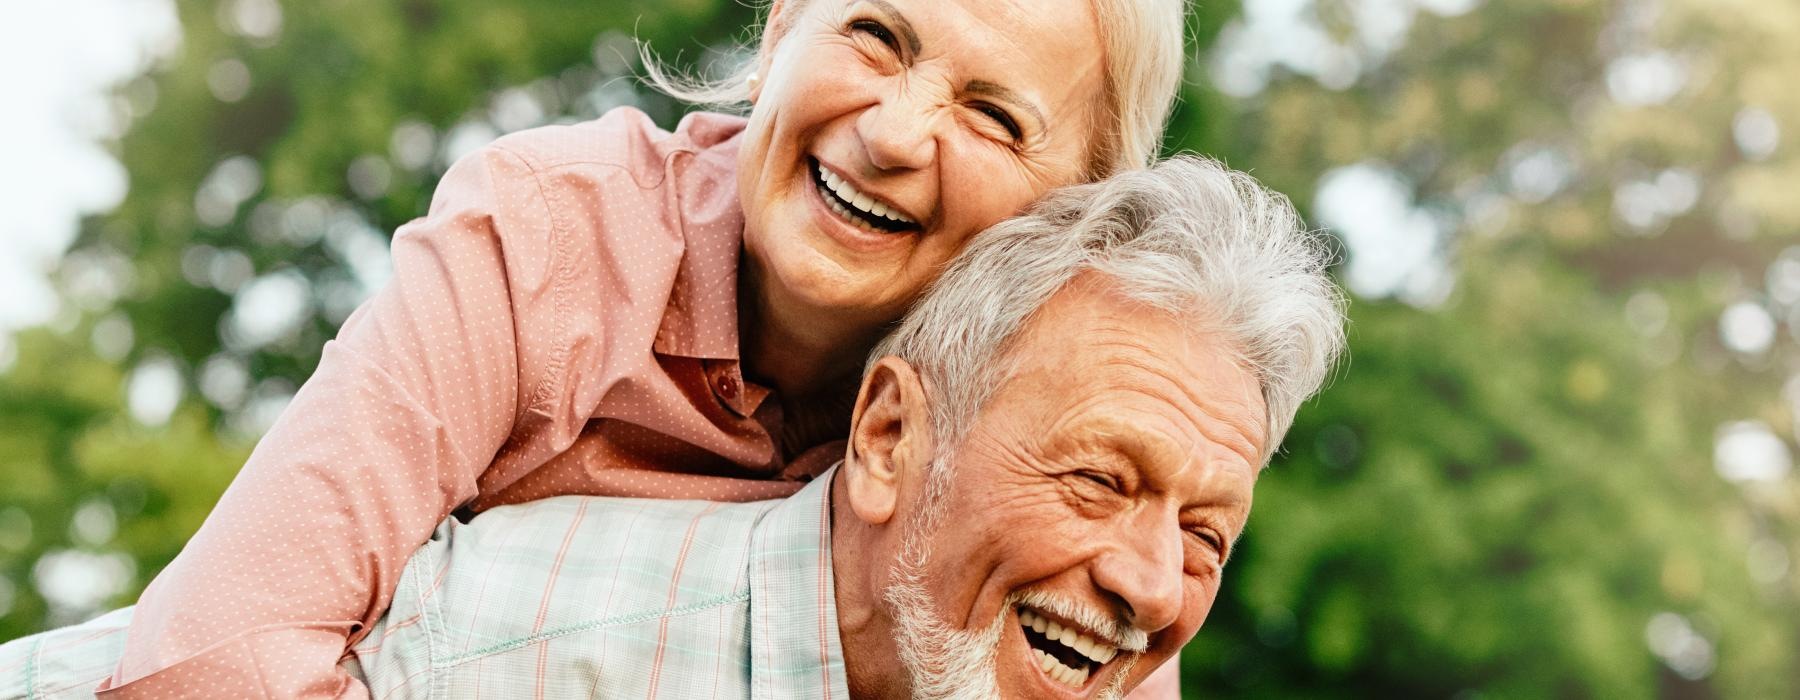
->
[[1644, 612, 1715, 680], [70, 498, 118, 547], [1733, 107, 1780, 161], [1714, 420, 1792, 483], [32, 549, 136, 624], [206, 57, 251, 103], [1719, 301, 1776, 355], [126, 354, 183, 427]]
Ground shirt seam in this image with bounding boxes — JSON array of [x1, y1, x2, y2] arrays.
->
[[507, 139, 719, 194], [23, 633, 41, 700], [488, 145, 575, 425], [416, 536, 445, 700], [431, 592, 750, 669]]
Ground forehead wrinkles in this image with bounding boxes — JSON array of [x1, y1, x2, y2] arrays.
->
[[907, 1, 1100, 105], [1047, 326, 1266, 468]]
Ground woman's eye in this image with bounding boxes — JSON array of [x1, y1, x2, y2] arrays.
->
[[850, 19, 900, 53], [974, 103, 1023, 141]]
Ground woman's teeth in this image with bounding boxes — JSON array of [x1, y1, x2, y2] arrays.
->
[[1020, 607, 1118, 689], [817, 164, 917, 229]]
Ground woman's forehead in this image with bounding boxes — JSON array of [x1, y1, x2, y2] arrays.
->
[[812, 0, 1106, 102]]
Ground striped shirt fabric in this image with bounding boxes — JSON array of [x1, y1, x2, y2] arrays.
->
[[1, 471, 849, 699]]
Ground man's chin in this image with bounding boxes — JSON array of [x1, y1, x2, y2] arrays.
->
[[885, 584, 1143, 700], [883, 579, 1006, 700]]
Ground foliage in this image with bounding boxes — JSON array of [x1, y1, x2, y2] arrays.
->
[[1, 0, 1794, 696]]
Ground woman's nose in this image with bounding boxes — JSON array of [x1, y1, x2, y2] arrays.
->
[[855, 94, 939, 172]]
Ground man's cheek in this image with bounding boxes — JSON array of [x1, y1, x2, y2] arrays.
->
[[1169, 583, 1218, 645]]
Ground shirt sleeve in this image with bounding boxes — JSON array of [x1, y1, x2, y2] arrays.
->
[[98, 144, 565, 699], [0, 607, 135, 699]]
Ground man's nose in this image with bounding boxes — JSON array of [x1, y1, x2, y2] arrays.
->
[[855, 91, 938, 172], [1092, 518, 1185, 633]]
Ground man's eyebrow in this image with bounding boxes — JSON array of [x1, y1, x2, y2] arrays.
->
[[966, 79, 1047, 129], [862, 0, 921, 55]]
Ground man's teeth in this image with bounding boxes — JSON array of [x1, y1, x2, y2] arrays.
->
[[1034, 648, 1090, 687], [1019, 608, 1117, 688], [819, 166, 916, 226], [1021, 608, 1119, 664]]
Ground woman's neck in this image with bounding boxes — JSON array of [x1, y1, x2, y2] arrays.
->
[[737, 267, 879, 399]]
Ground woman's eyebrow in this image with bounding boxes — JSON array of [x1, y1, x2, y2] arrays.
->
[[862, 0, 922, 54], [966, 79, 1047, 128]]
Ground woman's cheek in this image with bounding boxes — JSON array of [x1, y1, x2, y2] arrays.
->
[[946, 143, 1043, 222]]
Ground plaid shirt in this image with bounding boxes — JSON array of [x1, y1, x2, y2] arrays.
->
[[1, 472, 849, 699]]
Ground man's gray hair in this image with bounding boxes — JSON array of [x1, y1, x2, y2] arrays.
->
[[870, 155, 1347, 463]]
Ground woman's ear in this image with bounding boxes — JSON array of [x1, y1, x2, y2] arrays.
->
[[842, 356, 934, 526], [749, 0, 792, 102]]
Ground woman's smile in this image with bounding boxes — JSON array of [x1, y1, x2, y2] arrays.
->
[[804, 157, 927, 255], [812, 158, 921, 233]]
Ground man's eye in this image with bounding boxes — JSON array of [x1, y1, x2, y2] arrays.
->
[[1188, 529, 1223, 553], [850, 19, 900, 53], [1077, 470, 1120, 493], [974, 103, 1022, 141]]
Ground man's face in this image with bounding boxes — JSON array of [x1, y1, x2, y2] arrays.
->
[[882, 274, 1267, 698]]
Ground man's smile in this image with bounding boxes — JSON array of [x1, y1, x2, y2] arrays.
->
[[1019, 605, 1117, 687]]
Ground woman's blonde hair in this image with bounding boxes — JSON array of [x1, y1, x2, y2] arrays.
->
[[642, 0, 1188, 177]]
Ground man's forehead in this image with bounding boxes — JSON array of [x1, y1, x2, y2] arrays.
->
[[1002, 274, 1269, 467]]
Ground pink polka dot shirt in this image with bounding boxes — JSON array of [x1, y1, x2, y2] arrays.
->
[[97, 108, 849, 698]]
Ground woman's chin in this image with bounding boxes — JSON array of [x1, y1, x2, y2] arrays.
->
[[747, 224, 889, 303], [770, 257, 911, 330], [794, 265, 893, 318]]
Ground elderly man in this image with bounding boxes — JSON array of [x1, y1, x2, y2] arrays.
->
[[2, 156, 1343, 699]]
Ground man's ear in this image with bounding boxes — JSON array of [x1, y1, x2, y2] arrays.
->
[[843, 356, 934, 526]]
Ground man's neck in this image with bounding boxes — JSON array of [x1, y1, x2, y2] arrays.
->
[[830, 472, 907, 699]]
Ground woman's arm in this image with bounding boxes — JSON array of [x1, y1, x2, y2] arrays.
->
[[98, 145, 560, 698]]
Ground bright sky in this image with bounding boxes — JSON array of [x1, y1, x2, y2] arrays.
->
[[0, 0, 179, 337]]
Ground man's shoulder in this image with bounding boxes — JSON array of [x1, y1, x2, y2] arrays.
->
[[349, 483, 836, 698], [349, 496, 774, 697], [415, 496, 771, 639], [436, 494, 774, 599]]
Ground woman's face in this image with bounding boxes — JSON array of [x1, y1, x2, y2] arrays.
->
[[737, 0, 1107, 331]]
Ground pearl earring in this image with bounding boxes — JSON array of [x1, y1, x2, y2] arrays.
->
[[747, 72, 761, 90]]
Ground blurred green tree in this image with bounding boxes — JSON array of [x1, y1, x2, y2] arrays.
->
[[1, 0, 1793, 697]]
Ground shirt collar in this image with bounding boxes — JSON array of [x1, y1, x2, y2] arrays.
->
[[653, 113, 748, 361], [748, 467, 851, 699]]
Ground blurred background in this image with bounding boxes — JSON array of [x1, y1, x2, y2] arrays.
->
[[0, 0, 1794, 696]]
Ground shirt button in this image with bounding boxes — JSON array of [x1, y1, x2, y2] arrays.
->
[[715, 375, 739, 401]]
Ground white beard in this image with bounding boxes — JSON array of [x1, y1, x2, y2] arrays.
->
[[880, 461, 1141, 700], [883, 546, 1008, 700]]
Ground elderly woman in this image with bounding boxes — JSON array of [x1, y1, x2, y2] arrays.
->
[[93, 0, 1187, 697]]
